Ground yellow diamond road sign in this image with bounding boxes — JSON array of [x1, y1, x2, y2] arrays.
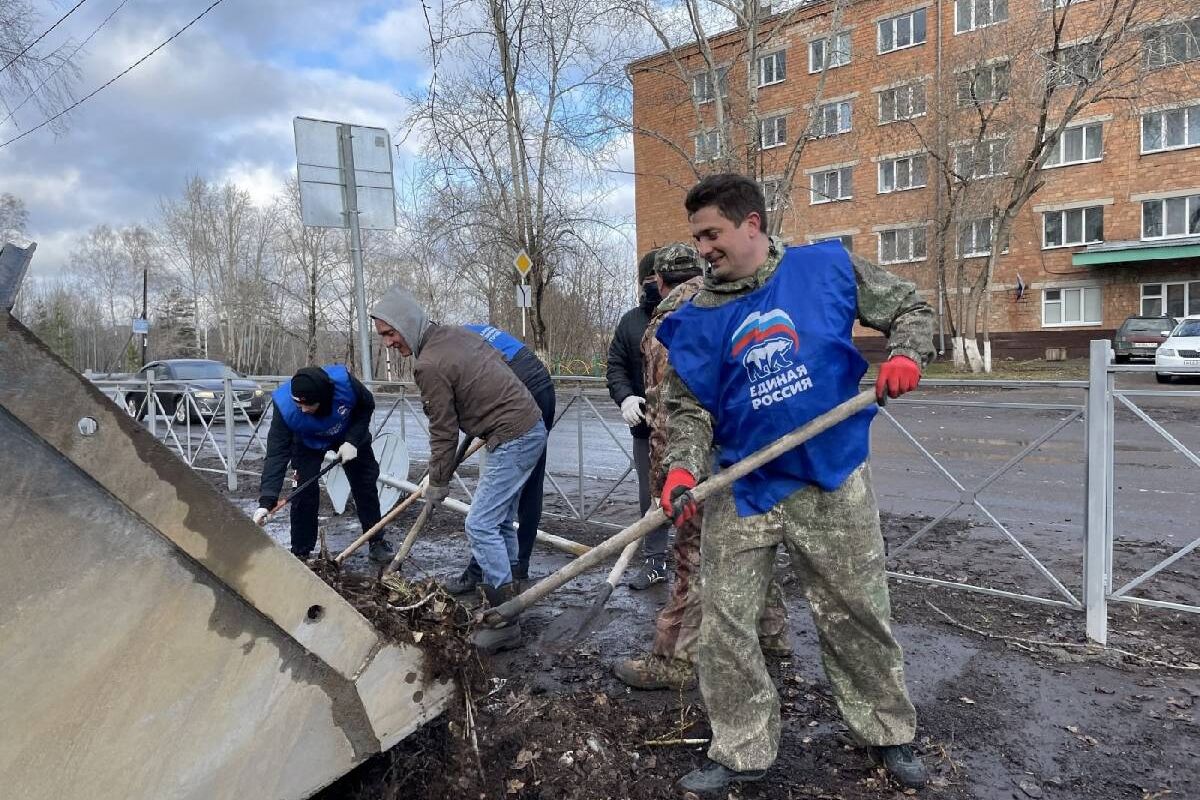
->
[[514, 249, 532, 277]]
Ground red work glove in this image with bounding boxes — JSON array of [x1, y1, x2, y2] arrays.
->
[[661, 468, 699, 527], [875, 354, 922, 401]]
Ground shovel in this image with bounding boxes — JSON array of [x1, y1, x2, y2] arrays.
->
[[335, 438, 485, 563], [480, 389, 881, 626], [540, 537, 642, 651], [382, 501, 434, 576], [260, 456, 343, 524]]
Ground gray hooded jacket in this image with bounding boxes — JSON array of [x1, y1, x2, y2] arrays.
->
[[371, 285, 541, 486]]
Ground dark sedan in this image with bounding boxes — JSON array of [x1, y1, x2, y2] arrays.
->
[[1112, 315, 1177, 363], [123, 359, 267, 423]]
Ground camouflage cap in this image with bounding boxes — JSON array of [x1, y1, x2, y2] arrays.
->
[[653, 242, 704, 281]]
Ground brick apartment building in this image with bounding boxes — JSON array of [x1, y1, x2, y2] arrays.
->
[[628, 0, 1200, 358]]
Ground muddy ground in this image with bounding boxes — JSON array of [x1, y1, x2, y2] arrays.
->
[[207, 470, 1198, 800]]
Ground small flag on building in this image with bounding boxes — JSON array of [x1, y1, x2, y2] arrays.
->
[[1015, 273, 1026, 301]]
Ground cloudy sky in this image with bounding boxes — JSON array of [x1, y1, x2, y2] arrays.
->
[[2, 0, 638, 277]]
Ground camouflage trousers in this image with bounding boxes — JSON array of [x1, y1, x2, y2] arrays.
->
[[699, 464, 917, 772], [651, 508, 788, 663]]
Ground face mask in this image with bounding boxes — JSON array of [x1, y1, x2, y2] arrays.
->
[[641, 280, 662, 308]]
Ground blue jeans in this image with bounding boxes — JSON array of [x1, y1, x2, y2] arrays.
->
[[466, 420, 547, 587]]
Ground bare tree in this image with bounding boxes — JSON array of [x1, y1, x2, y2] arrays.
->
[[0, 191, 28, 243], [0, 0, 81, 132]]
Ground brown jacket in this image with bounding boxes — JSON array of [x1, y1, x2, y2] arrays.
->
[[414, 325, 542, 486]]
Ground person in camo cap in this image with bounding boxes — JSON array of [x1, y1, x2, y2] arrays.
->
[[657, 174, 935, 794], [612, 241, 790, 693]]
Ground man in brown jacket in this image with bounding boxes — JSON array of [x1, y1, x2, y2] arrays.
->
[[613, 243, 789, 691], [371, 285, 547, 654]]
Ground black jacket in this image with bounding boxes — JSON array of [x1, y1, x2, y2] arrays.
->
[[606, 304, 651, 439], [257, 374, 375, 507]]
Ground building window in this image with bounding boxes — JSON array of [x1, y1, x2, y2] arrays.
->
[[1043, 206, 1104, 248], [1042, 287, 1101, 327], [810, 100, 852, 137], [692, 68, 728, 103], [957, 62, 1010, 106], [1141, 194, 1200, 239], [1040, 0, 1090, 10], [1043, 122, 1103, 167], [812, 234, 854, 252], [878, 154, 927, 193], [878, 82, 927, 123], [1144, 19, 1200, 70], [758, 51, 787, 86], [958, 218, 995, 257], [1047, 42, 1101, 87], [878, 227, 927, 264], [878, 8, 927, 53], [1142, 281, 1200, 318], [1141, 104, 1200, 153], [694, 130, 722, 161], [762, 179, 783, 211], [810, 167, 853, 204], [809, 31, 852, 73], [954, 139, 1007, 178], [956, 0, 1008, 33], [759, 115, 787, 149]]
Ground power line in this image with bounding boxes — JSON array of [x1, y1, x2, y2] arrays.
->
[[0, 0, 90, 73], [0, 0, 228, 149], [1, 0, 132, 128]]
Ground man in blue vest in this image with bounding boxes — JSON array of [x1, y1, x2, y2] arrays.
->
[[657, 174, 935, 794], [443, 324, 555, 593], [253, 366, 390, 563]]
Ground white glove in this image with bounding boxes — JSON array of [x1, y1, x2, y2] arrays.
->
[[252, 507, 270, 526], [620, 396, 646, 426], [337, 442, 358, 464]]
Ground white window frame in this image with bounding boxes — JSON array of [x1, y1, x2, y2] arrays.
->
[[691, 68, 729, 104], [810, 167, 854, 205], [694, 129, 722, 162], [877, 226, 928, 264], [1143, 19, 1200, 70], [1141, 194, 1200, 240], [1140, 103, 1200, 153], [1141, 280, 1200, 318], [957, 218, 994, 257], [762, 179, 783, 212], [954, 138, 1008, 179], [955, 0, 1008, 34], [757, 51, 787, 87], [1047, 42, 1101, 87], [878, 82, 927, 124], [878, 8, 927, 54], [878, 153, 927, 193], [1042, 205, 1104, 249], [759, 115, 787, 149], [1042, 286, 1102, 327], [1040, 0, 1091, 10], [809, 31, 852, 73], [956, 61, 1010, 106], [811, 100, 853, 137], [1043, 122, 1104, 168]]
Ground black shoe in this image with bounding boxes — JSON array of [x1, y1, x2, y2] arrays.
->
[[367, 538, 394, 563], [629, 557, 667, 590], [677, 759, 765, 795], [872, 743, 928, 789], [512, 560, 530, 581], [444, 563, 483, 595]]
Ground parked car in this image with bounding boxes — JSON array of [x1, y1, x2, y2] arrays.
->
[[1155, 316, 1200, 383], [122, 359, 267, 422], [1112, 315, 1177, 363]]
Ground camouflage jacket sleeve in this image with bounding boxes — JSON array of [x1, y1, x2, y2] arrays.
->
[[850, 253, 936, 367], [660, 364, 714, 484], [642, 277, 704, 494]]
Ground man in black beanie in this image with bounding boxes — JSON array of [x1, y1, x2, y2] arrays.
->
[[605, 248, 670, 589], [253, 364, 391, 563]]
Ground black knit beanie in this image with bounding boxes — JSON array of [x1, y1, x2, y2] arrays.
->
[[290, 366, 334, 415], [637, 249, 658, 283]]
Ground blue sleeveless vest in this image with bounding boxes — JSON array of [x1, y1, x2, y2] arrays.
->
[[656, 241, 875, 516], [273, 364, 358, 451], [464, 324, 525, 362]]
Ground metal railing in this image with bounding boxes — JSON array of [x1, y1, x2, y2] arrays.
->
[[88, 343, 1198, 644]]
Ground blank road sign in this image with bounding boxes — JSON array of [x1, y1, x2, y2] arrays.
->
[[294, 117, 397, 230]]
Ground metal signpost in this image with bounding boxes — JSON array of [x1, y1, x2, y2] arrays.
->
[[514, 248, 532, 339], [293, 117, 397, 380]]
